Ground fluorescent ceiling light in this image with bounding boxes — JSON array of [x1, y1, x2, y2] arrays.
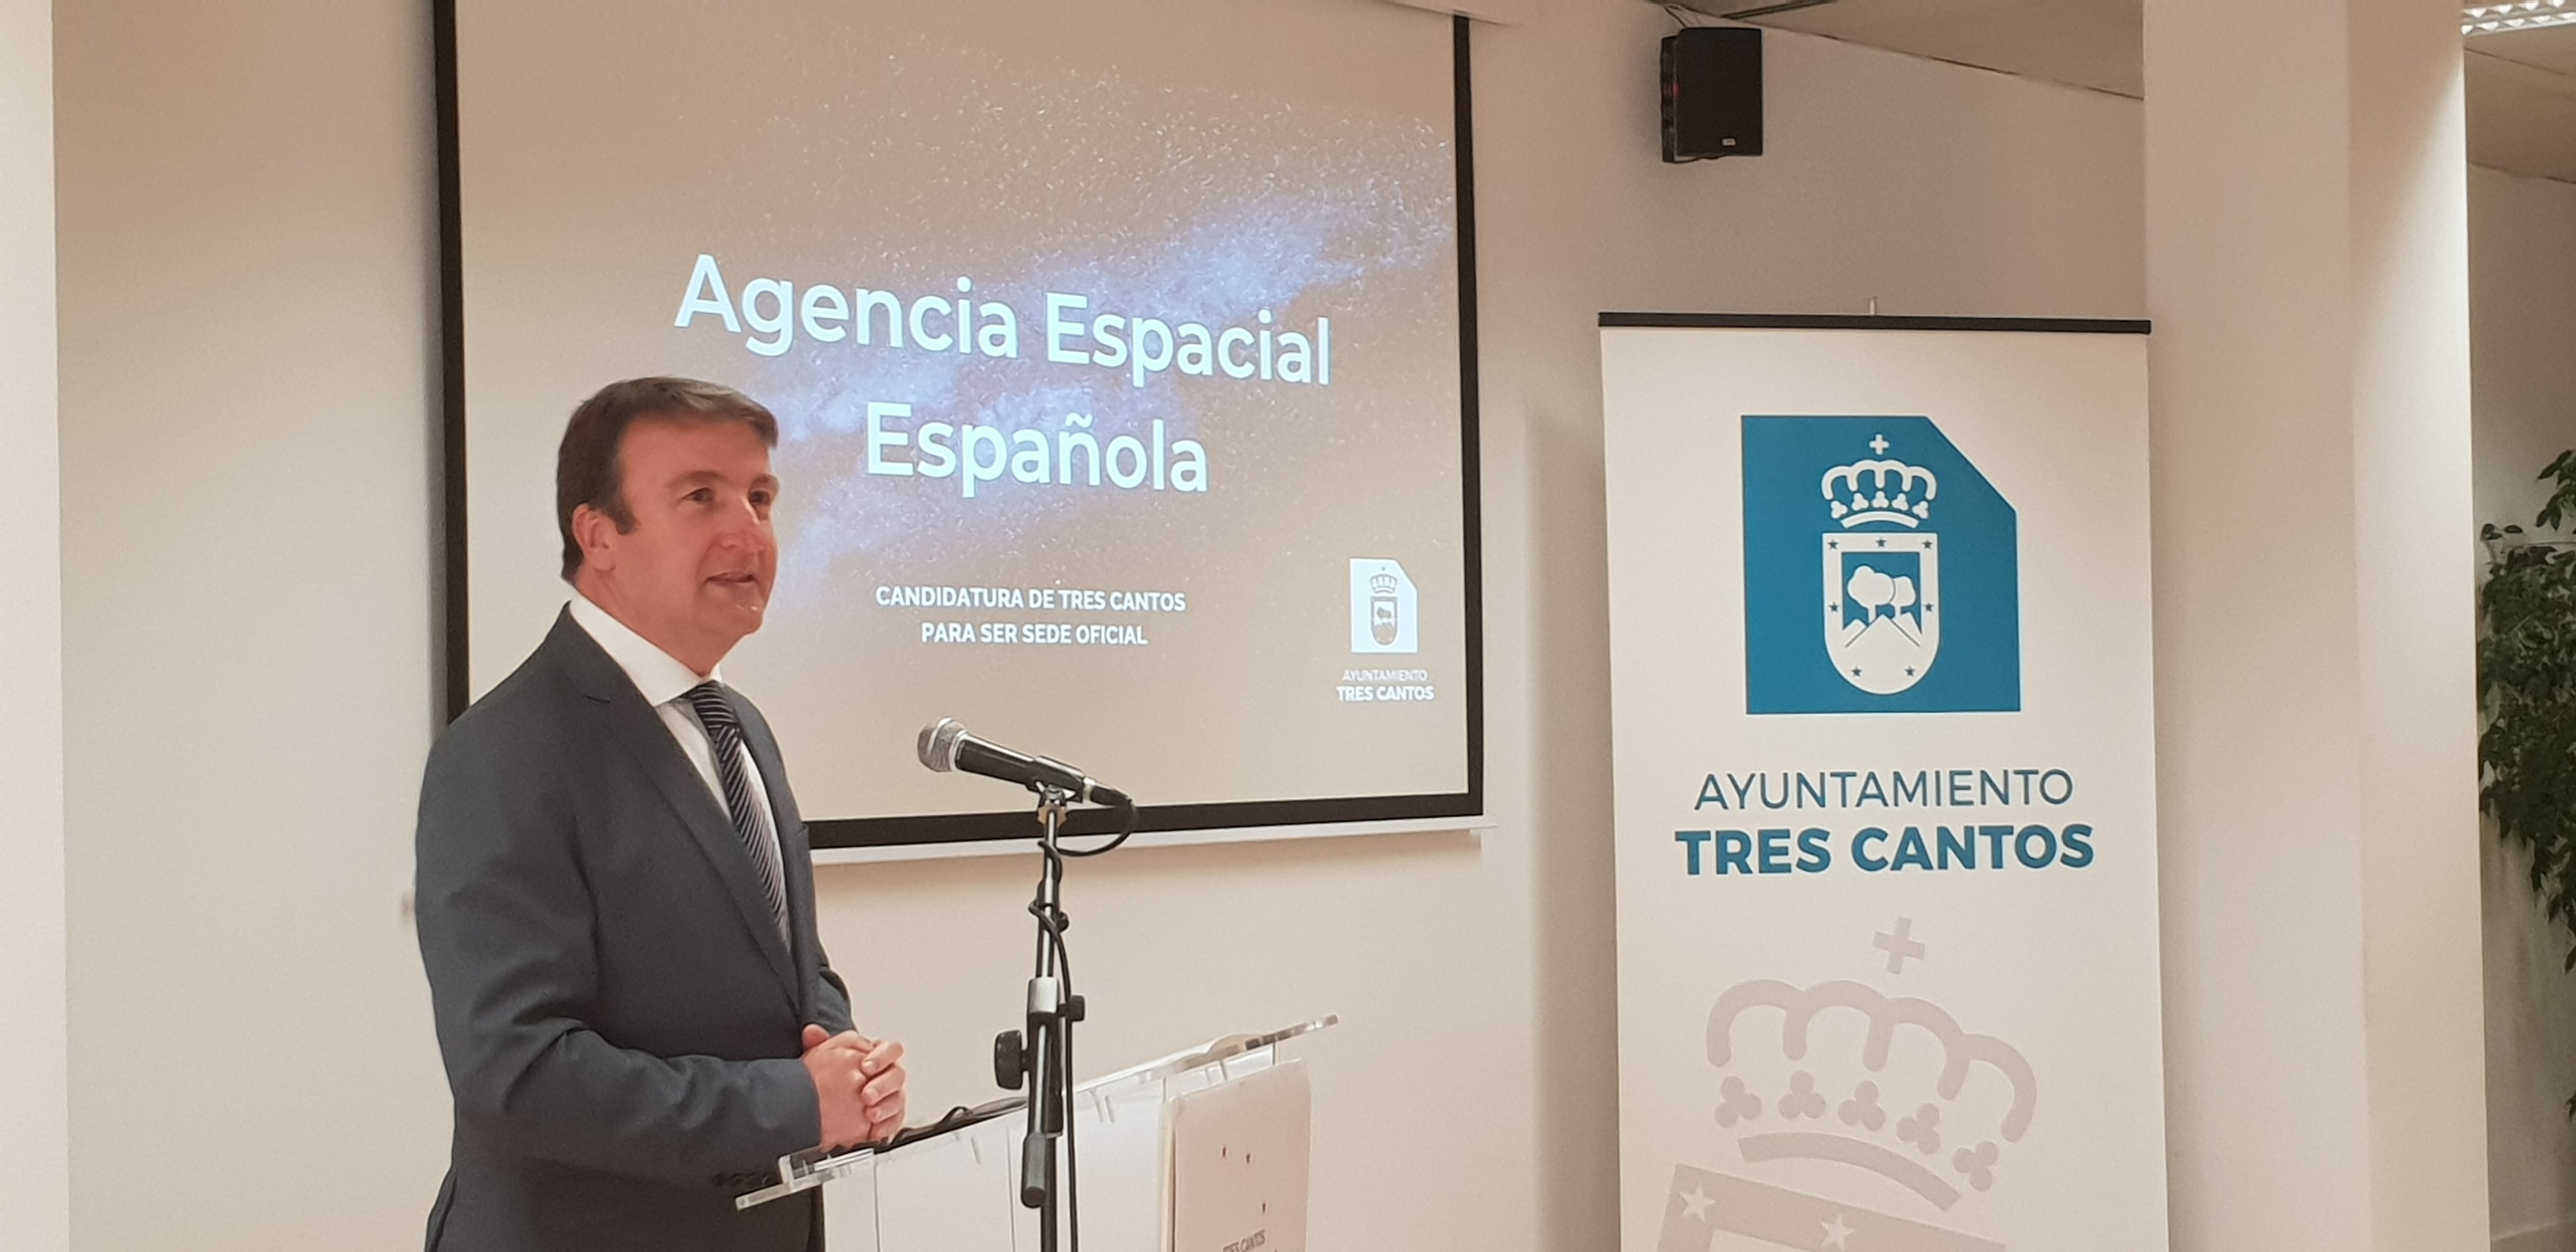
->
[[2464, 0, 2576, 35]]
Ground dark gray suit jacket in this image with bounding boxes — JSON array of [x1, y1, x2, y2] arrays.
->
[[415, 611, 853, 1251]]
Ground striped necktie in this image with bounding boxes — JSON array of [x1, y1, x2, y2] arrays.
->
[[682, 682, 790, 944]]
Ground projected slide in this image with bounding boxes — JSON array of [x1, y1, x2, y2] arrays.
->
[[445, 0, 1480, 843]]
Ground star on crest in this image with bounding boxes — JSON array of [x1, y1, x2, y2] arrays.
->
[[1821, 1212, 1856, 1249], [1679, 1186, 1715, 1221]]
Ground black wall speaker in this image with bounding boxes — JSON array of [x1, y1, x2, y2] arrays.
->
[[1662, 26, 1763, 162]]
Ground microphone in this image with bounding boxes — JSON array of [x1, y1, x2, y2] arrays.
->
[[916, 718, 1134, 809]]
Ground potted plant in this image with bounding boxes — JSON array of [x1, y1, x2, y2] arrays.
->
[[2480, 450, 2576, 1114]]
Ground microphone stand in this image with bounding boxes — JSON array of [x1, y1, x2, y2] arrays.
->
[[997, 786, 1084, 1251]]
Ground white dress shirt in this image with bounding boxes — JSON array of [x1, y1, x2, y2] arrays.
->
[[567, 593, 785, 871]]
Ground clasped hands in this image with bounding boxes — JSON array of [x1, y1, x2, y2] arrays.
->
[[801, 1024, 908, 1152]]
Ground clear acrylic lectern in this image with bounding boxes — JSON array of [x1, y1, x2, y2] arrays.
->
[[735, 1015, 1337, 1252]]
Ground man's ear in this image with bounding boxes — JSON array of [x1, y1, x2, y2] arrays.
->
[[571, 503, 620, 574]]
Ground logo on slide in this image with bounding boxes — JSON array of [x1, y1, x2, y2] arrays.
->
[[1742, 416, 2018, 714], [1349, 559, 1418, 653]]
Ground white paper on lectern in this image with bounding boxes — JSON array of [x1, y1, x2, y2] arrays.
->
[[1085, 1083, 1173, 1250], [825, 1157, 880, 1252], [872, 1118, 1016, 1252], [1001, 1081, 1172, 1252], [1167, 1060, 1312, 1252]]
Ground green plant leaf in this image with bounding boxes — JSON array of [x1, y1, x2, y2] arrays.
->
[[2485, 452, 2576, 1125]]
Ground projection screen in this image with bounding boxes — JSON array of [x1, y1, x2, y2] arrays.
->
[[438, 1, 1483, 847]]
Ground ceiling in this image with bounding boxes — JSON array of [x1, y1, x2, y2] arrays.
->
[[2470, 26, 2576, 181], [1673, 0, 2576, 183], [1721, 0, 2144, 98]]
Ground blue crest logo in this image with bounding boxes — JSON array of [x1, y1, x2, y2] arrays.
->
[[1742, 416, 2019, 714]]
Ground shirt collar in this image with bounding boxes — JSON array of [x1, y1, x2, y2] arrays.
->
[[566, 591, 720, 708]]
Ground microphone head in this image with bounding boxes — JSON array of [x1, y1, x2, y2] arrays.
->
[[917, 717, 966, 772]]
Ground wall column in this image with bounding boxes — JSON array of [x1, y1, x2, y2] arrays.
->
[[0, 0, 70, 1248], [2146, 0, 2489, 1247]]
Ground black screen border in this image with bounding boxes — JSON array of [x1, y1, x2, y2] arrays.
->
[[434, 6, 1487, 849]]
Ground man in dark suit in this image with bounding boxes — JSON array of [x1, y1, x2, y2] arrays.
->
[[415, 377, 906, 1251]]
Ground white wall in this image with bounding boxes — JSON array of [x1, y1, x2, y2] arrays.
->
[[0, 0, 68, 1248], [50, 1, 2143, 1247], [2144, 3, 2490, 1246], [53, 2, 451, 1247], [2472, 162, 2576, 1252]]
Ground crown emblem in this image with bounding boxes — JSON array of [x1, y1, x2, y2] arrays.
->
[[1822, 434, 1937, 529], [1370, 572, 1400, 595], [1659, 968, 2039, 1251], [1705, 979, 2037, 1202]]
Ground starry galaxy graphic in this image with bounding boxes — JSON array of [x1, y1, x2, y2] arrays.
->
[[458, 1, 1472, 819]]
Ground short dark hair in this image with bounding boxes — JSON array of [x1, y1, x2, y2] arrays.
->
[[555, 377, 780, 581]]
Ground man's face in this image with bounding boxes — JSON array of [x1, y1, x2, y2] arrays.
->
[[574, 416, 779, 672]]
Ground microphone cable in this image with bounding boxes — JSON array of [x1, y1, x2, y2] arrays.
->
[[1060, 793, 1140, 859]]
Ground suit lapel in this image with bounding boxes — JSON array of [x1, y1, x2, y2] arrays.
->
[[543, 613, 801, 1007]]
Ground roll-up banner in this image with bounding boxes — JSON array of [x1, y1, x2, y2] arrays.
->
[[1600, 316, 2168, 1252]]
